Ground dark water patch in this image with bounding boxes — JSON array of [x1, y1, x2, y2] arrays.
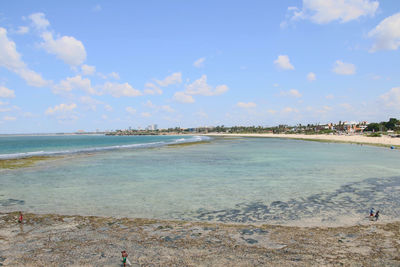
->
[[0, 198, 25, 207], [174, 176, 400, 223], [243, 238, 258, 244]]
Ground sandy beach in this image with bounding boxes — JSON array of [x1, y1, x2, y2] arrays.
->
[[204, 133, 400, 147], [1, 212, 399, 266]]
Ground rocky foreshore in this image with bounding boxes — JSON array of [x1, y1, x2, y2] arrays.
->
[[1, 212, 399, 266]]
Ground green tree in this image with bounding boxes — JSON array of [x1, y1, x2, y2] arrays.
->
[[385, 118, 398, 130], [365, 123, 380, 132]]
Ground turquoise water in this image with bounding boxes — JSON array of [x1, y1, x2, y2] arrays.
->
[[0, 134, 205, 159], [1, 135, 400, 224]]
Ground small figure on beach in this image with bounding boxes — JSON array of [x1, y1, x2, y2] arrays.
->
[[18, 211, 23, 223], [369, 208, 375, 218], [121, 250, 131, 266], [375, 210, 380, 221]]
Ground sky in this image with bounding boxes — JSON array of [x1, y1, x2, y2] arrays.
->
[[0, 0, 400, 133]]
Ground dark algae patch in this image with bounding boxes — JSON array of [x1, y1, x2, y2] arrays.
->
[[0, 156, 53, 169], [0, 199, 25, 207], [167, 140, 211, 147], [174, 176, 400, 224]]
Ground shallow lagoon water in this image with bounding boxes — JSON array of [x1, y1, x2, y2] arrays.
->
[[1, 136, 400, 224]]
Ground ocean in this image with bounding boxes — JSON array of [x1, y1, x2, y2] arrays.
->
[[1, 135, 400, 225]]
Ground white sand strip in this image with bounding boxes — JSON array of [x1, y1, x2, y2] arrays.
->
[[204, 133, 400, 146]]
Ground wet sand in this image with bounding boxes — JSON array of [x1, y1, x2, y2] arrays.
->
[[0, 212, 399, 266]]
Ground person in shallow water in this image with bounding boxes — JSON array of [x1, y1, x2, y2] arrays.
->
[[369, 208, 375, 218], [375, 211, 380, 221]]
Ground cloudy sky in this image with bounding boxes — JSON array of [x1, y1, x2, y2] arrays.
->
[[0, 0, 400, 133]]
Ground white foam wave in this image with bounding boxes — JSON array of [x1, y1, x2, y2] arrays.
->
[[0, 136, 211, 160]]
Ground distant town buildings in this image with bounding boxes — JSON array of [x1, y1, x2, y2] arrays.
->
[[104, 118, 400, 136], [146, 124, 158, 131]]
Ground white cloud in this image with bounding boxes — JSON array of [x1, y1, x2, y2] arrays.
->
[[185, 75, 229, 96], [45, 103, 77, 115], [22, 112, 35, 118], [326, 94, 335, 99], [273, 83, 279, 87], [144, 100, 156, 108], [173, 91, 195, 103], [125, 106, 137, 115], [281, 89, 302, 98], [380, 87, 400, 108], [92, 4, 102, 12], [28, 13, 50, 30], [332, 60, 356, 75], [307, 72, 316, 81], [0, 28, 25, 70], [236, 102, 257, 108], [54, 75, 97, 95], [3, 115, 16, 121], [173, 75, 228, 103], [196, 111, 208, 118], [323, 105, 332, 111], [144, 100, 174, 113], [282, 107, 299, 113], [81, 64, 96, 75], [267, 109, 277, 114], [317, 105, 332, 113], [156, 72, 182, 87], [102, 82, 142, 97], [286, 0, 379, 24], [109, 72, 120, 79], [193, 57, 206, 68], [16, 26, 29, 35], [40, 31, 86, 66], [80, 96, 102, 111], [97, 72, 120, 80], [104, 104, 113, 112], [143, 82, 162, 95], [370, 74, 381, 80], [274, 55, 294, 70], [160, 105, 174, 113], [368, 12, 400, 52], [17, 69, 49, 87], [0, 101, 16, 113], [0, 28, 48, 87], [339, 103, 353, 110], [0, 86, 15, 98], [29, 13, 87, 66], [141, 112, 151, 118]]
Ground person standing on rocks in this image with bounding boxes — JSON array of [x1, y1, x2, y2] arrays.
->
[[18, 212, 23, 223], [121, 250, 131, 266], [369, 208, 375, 220]]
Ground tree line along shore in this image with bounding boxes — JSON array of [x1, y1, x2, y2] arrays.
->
[[105, 118, 400, 137]]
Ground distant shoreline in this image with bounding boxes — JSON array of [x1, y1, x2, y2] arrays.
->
[[204, 133, 400, 148]]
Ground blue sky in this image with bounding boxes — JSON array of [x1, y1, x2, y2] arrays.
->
[[0, 0, 400, 133]]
